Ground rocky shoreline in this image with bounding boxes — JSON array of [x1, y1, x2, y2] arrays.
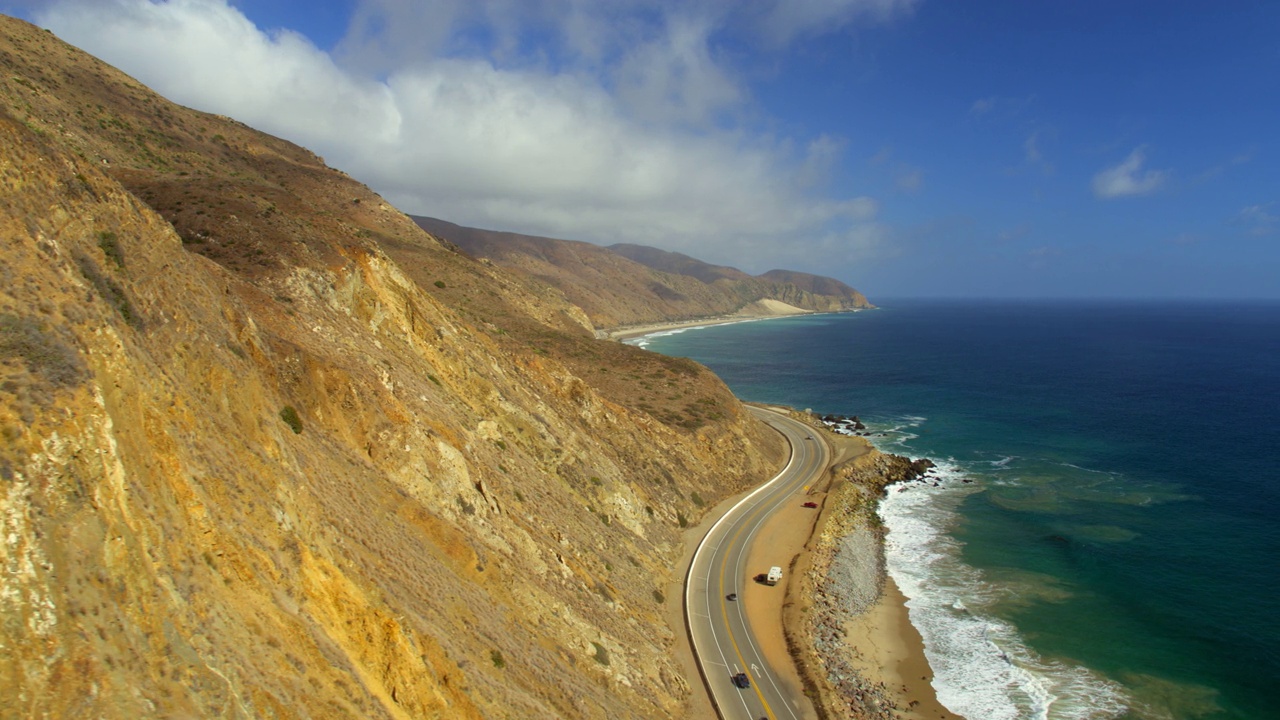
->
[[791, 419, 936, 720]]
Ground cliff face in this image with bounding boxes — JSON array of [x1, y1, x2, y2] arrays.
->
[[0, 16, 784, 719], [413, 216, 873, 330]]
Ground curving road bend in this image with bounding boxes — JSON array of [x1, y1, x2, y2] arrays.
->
[[685, 406, 830, 720]]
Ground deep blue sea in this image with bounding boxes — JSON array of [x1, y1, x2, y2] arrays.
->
[[632, 300, 1280, 720]]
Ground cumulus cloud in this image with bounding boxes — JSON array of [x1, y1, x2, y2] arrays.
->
[[1091, 147, 1169, 199], [34, 0, 896, 273]]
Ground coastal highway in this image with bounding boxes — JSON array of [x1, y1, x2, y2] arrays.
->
[[685, 405, 829, 720]]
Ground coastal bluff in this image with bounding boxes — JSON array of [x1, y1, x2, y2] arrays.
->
[[411, 215, 873, 331], [783, 424, 951, 720], [0, 15, 792, 719]]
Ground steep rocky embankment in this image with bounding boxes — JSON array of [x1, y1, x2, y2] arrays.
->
[[790, 438, 934, 720], [413, 216, 873, 330], [0, 16, 785, 719]]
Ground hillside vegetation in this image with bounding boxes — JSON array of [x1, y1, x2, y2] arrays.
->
[[0, 16, 786, 719]]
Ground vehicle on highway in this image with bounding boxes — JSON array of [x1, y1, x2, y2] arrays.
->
[[802, 501, 818, 508], [726, 593, 737, 601], [731, 672, 751, 688]]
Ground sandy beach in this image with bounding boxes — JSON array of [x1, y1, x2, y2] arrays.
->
[[603, 300, 826, 340], [702, 410, 959, 720], [843, 578, 960, 720], [788, 431, 962, 720]]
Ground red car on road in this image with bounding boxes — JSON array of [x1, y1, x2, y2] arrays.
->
[[802, 501, 818, 508]]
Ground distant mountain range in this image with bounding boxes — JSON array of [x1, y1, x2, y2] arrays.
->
[[412, 216, 873, 330]]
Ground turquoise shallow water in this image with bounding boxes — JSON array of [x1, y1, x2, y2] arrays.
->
[[634, 300, 1280, 720]]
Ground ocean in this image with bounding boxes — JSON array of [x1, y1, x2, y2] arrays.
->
[[630, 300, 1280, 720]]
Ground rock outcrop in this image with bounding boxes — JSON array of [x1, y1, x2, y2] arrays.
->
[[0, 16, 785, 719]]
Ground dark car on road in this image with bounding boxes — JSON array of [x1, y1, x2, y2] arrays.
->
[[732, 672, 750, 688], [802, 501, 818, 508]]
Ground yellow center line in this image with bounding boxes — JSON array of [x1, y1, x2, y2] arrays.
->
[[714, 425, 815, 720]]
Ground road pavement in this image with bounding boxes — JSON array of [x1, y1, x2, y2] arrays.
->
[[685, 406, 829, 720]]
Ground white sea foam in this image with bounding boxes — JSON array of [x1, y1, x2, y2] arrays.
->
[[624, 326, 703, 348], [622, 317, 768, 348], [874, 442, 1131, 720], [871, 414, 926, 448]]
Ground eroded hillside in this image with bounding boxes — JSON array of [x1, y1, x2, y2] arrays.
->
[[0, 16, 784, 719]]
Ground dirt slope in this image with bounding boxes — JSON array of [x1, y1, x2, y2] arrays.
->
[[0, 16, 785, 719]]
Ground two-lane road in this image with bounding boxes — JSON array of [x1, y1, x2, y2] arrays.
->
[[685, 406, 829, 720]]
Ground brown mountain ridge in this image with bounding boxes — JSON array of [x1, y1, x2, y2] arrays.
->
[[412, 216, 873, 331]]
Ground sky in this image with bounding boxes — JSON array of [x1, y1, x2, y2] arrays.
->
[[6, 0, 1278, 299]]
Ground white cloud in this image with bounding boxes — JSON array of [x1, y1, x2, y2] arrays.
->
[[1022, 129, 1055, 175], [1237, 203, 1277, 237], [967, 94, 1035, 120], [1024, 131, 1043, 164], [894, 166, 923, 192], [611, 13, 744, 127], [757, 0, 920, 46], [1091, 147, 1169, 199], [969, 97, 996, 117], [35, 0, 898, 274]]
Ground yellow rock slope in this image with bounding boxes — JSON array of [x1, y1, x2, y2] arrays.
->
[[0, 15, 784, 719]]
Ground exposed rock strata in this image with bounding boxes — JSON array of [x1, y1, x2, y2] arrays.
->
[[0, 16, 785, 719]]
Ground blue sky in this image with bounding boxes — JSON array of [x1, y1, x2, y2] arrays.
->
[[8, 0, 1278, 299]]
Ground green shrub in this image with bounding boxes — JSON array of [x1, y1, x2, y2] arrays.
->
[[434, 280, 446, 288], [591, 642, 609, 666], [653, 589, 665, 604], [278, 405, 303, 434], [0, 314, 84, 387], [677, 511, 688, 528], [490, 649, 505, 669], [74, 253, 141, 329]]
